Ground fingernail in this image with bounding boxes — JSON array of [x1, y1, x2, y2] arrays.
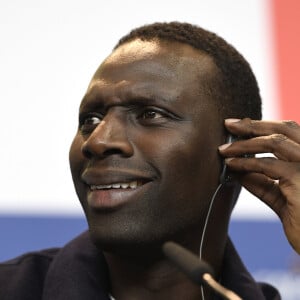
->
[[225, 118, 241, 123], [218, 143, 231, 151]]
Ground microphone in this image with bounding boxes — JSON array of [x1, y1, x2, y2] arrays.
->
[[163, 241, 242, 300]]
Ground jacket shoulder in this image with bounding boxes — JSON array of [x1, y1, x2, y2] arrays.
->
[[0, 248, 60, 300]]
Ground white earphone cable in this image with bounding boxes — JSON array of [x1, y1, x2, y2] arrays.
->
[[199, 182, 224, 300]]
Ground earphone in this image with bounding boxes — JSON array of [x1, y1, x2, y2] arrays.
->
[[199, 134, 240, 256], [219, 134, 240, 184]]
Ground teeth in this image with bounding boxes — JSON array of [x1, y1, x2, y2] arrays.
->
[[91, 181, 139, 190], [130, 181, 137, 189]]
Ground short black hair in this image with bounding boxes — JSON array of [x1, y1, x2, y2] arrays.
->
[[115, 22, 262, 120]]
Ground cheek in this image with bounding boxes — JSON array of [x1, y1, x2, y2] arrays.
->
[[136, 127, 220, 203], [139, 127, 219, 179], [162, 141, 218, 201]]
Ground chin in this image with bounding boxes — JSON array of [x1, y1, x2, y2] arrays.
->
[[87, 218, 201, 261], [88, 227, 164, 259]]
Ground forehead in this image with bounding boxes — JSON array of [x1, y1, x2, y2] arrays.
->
[[90, 39, 217, 90], [82, 39, 220, 117]]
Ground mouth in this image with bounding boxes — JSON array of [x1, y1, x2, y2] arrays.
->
[[83, 173, 153, 210], [89, 180, 143, 191]]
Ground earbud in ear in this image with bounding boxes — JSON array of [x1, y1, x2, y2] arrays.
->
[[219, 134, 238, 184]]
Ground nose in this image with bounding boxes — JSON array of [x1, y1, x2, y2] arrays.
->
[[81, 111, 134, 159]]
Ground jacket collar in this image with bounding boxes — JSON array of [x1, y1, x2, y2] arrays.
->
[[42, 231, 279, 299], [42, 231, 110, 300], [219, 238, 267, 299]]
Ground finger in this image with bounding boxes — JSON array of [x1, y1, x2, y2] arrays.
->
[[224, 118, 300, 143], [228, 157, 300, 208], [241, 172, 300, 254], [225, 156, 300, 181], [238, 172, 285, 218], [219, 134, 300, 162]]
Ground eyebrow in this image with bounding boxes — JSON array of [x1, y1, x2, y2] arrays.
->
[[79, 85, 175, 112]]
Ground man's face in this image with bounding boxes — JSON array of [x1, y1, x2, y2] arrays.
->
[[69, 39, 224, 252]]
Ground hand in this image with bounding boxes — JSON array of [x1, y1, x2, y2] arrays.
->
[[218, 118, 300, 254]]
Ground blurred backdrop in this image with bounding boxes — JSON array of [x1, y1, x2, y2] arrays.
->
[[0, 0, 300, 298]]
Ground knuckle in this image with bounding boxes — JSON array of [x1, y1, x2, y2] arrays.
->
[[260, 179, 277, 199], [257, 157, 277, 173], [244, 118, 256, 136], [282, 120, 299, 129], [269, 133, 288, 146]]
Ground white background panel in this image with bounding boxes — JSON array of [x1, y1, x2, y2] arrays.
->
[[0, 0, 278, 218]]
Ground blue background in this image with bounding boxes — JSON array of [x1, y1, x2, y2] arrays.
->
[[0, 216, 296, 272]]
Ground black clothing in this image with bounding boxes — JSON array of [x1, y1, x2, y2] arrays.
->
[[0, 231, 280, 299]]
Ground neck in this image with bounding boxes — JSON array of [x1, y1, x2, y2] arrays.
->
[[104, 250, 214, 300], [102, 227, 225, 300]]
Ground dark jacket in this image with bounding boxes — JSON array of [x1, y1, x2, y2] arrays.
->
[[0, 231, 280, 299]]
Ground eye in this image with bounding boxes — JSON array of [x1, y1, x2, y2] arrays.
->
[[137, 106, 180, 126], [141, 109, 164, 119], [79, 113, 102, 134], [83, 116, 101, 125]]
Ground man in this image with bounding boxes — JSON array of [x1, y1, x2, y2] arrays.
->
[[1, 22, 300, 299]]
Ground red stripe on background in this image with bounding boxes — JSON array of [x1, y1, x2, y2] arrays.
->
[[271, 0, 300, 122]]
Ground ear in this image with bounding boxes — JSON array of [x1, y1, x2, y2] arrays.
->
[[219, 134, 241, 184]]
